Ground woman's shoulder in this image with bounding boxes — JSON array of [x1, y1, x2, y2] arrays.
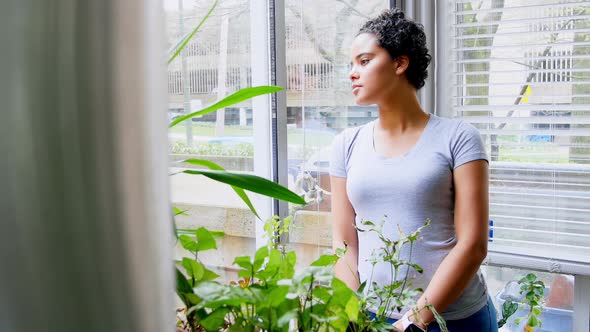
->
[[332, 121, 372, 149], [430, 115, 481, 141]]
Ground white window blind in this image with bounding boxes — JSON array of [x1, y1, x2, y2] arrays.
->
[[450, 0, 590, 274]]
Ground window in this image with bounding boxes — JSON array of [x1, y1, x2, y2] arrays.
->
[[284, 0, 389, 267], [166, 0, 257, 283], [447, 0, 590, 272]]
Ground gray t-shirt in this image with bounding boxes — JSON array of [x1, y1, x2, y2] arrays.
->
[[329, 114, 489, 320]]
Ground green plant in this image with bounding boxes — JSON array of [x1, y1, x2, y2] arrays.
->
[[348, 218, 448, 332], [514, 273, 545, 332], [497, 300, 518, 328], [178, 215, 440, 332], [175, 216, 357, 332]]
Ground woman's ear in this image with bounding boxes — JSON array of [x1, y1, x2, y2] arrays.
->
[[394, 55, 409, 75]]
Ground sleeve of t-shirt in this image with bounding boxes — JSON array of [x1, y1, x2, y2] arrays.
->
[[451, 121, 489, 169], [329, 131, 347, 177]]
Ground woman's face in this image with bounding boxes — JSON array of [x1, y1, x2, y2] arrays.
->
[[349, 33, 406, 105]]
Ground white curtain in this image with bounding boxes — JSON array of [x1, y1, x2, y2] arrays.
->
[[0, 1, 173, 331]]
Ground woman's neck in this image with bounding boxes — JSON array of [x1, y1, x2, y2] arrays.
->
[[375, 89, 428, 135]]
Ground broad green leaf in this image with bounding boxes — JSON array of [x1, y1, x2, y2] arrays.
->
[[200, 266, 220, 282], [265, 286, 290, 308], [175, 267, 194, 307], [233, 256, 253, 270], [254, 246, 270, 265], [528, 313, 539, 327], [183, 169, 305, 205], [279, 251, 296, 279], [169, 86, 283, 128], [195, 227, 217, 251], [182, 258, 204, 283], [182, 159, 260, 219], [193, 282, 254, 309], [345, 296, 360, 322], [167, 0, 218, 64], [311, 254, 339, 267], [199, 307, 230, 331], [328, 310, 351, 332], [312, 286, 332, 303], [176, 267, 193, 294], [179, 235, 197, 252]]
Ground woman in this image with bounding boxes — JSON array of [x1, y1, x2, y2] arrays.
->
[[329, 9, 497, 332]]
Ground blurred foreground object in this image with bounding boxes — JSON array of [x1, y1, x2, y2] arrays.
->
[[0, 1, 172, 331]]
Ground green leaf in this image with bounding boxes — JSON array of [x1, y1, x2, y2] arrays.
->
[[179, 235, 197, 252], [167, 0, 218, 64], [502, 300, 519, 319], [278, 251, 296, 279], [310, 254, 339, 267], [200, 265, 220, 281], [528, 313, 539, 327], [265, 286, 290, 308], [169, 86, 283, 128], [177, 228, 224, 238], [312, 287, 332, 303], [183, 168, 305, 205], [344, 296, 360, 321], [182, 159, 260, 219], [210, 230, 225, 238], [409, 263, 424, 273], [233, 256, 253, 270], [176, 267, 193, 294], [195, 227, 217, 251], [182, 258, 205, 282], [173, 206, 188, 216], [199, 307, 230, 331], [175, 267, 194, 307], [192, 282, 255, 312]]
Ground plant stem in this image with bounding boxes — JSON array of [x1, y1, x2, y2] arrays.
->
[[382, 246, 399, 319], [395, 241, 414, 308]]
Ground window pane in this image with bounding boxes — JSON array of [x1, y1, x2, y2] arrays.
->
[[284, 0, 389, 266], [451, 0, 590, 264], [165, 0, 256, 284]]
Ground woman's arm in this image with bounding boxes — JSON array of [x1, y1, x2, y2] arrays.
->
[[330, 175, 360, 290], [395, 160, 489, 330]]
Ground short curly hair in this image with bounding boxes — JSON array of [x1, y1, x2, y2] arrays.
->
[[358, 9, 431, 90]]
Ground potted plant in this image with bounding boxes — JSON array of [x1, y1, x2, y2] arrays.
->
[[514, 274, 545, 332], [174, 215, 446, 332]]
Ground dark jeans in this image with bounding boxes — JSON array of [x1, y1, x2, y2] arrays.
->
[[368, 297, 498, 332]]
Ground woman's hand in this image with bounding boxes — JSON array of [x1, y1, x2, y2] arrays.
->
[[393, 311, 428, 331]]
